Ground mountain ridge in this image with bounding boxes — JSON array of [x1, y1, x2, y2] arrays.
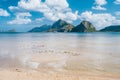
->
[[29, 19, 97, 32], [100, 25, 120, 32], [28, 19, 120, 32], [28, 24, 51, 32], [48, 19, 74, 32], [71, 20, 96, 32]]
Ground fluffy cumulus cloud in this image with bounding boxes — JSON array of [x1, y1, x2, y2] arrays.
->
[[18, 0, 48, 12], [0, 8, 10, 16], [92, 0, 107, 10], [79, 11, 120, 29], [114, 0, 120, 4], [8, 12, 31, 24], [9, 0, 78, 23], [46, 0, 69, 9]]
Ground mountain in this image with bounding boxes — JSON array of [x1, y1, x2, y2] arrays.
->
[[71, 21, 96, 32], [29, 25, 51, 32], [48, 19, 74, 32], [100, 25, 120, 32], [28, 20, 96, 33]]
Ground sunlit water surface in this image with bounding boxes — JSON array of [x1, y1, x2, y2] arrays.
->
[[0, 32, 120, 74]]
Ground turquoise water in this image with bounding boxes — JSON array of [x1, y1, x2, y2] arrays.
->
[[0, 32, 120, 73]]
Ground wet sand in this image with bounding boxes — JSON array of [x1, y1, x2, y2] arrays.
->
[[0, 67, 119, 80], [0, 51, 119, 80], [0, 33, 120, 80]]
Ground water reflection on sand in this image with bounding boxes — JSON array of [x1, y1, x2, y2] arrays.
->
[[0, 33, 120, 79]]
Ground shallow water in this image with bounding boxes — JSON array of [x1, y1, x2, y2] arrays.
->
[[0, 32, 120, 74]]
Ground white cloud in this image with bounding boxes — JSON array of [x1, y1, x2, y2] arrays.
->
[[43, 0, 78, 22], [9, 6, 25, 12], [64, 11, 78, 23], [18, 0, 49, 12], [92, 5, 106, 10], [9, 6, 19, 11], [115, 11, 120, 16], [45, 0, 69, 9], [8, 12, 31, 24], [94, 0, 107, 5], [9, 0, 78, 23], [43, 10, 78, 23], [114, 0, 120, 4], [35, 17, 45, 22], [79, 11, 120, 29], [0, 8, 10, 16], [113, 20, 120, 25], [92, 0, 107, 10], [42, 0, 77, 22]]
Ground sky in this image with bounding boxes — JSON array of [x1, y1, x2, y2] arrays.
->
[[0, 0, 120, 32]]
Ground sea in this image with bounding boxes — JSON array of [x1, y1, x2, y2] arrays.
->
[[0, 32, 120, 74]]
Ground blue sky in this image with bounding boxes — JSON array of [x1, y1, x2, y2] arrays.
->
[[0, 0, 120, 32]]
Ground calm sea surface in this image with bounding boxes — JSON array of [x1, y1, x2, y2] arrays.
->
[[0, 32, 120, 73]]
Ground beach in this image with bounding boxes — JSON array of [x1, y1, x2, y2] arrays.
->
[[0, 64, 119, 80], [0, 33, 120, 80]]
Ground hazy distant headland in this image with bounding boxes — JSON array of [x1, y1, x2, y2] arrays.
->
[[0, 29, 16, 33]]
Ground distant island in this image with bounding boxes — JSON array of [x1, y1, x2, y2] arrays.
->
[[29, 19, 120, 33], [100, 25, 120, 32], [0, 29, 16, 33]]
